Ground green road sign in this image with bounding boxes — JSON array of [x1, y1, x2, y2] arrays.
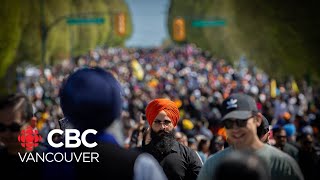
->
[[66, 17, 105, 25], [192, 20, 226, 27]]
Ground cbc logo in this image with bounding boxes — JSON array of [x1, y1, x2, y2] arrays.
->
[[18, 127, 98, 150], [18, 126, 43, 151], [48, 129, 97, 148]]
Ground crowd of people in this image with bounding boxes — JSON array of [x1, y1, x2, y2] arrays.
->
[[1, 44, 320, 179]]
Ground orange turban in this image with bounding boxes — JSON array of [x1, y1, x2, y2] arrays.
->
[[145, 98, 180, 127]]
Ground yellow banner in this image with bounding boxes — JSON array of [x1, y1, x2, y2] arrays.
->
[[131, 59, 144, 81], [270, 79, 277, 98], [292, 80, 299, 93]]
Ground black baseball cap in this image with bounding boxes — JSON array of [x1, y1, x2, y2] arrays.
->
[[221, 93, 266, 122]]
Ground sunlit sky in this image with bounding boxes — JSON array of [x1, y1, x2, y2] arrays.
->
[[125, 0, 170, 47]]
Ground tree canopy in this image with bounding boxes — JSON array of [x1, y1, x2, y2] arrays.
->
[[168, 0, 320, 82]]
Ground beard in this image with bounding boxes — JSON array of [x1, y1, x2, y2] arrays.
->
[[150, 129, 175, 156]]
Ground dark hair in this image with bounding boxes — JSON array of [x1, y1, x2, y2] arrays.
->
[[272, 126, 284, 135], [197, 138, 209, 152], [257, 119, 268, 137], [214, 151, 270, 180]]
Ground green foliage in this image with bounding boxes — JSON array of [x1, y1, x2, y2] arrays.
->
[[0, 0, 22, 78], [15, 0, 41, 64], [0, 0, 22, 94], [0, 0, 132, 95], [169, 0, 320, 82]]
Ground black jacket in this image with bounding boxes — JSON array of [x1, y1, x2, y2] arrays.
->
[[143, 141, 202, 180]]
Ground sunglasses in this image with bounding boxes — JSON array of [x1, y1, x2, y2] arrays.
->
[[0, 122, 21, 132], [223, 119, 248, 129]]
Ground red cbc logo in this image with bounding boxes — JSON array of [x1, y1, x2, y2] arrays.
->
[[18, 126, 42, 151]]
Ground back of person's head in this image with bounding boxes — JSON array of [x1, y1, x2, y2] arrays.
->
[[197, 138, 209, 152], [59, 67, 122, 131], [214, 151, 270, 180]]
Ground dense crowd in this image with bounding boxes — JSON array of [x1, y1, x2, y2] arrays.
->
[[14, 44, 320, 179]]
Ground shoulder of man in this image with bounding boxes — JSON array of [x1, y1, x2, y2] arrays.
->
[[259, 144, 304, 180], [178, 141, 203, 166], [197, 147, 233, 180], [262, 144, 297, 161], [175, 141, 196, 154], [173, 142, 201, 159], [206, 146, 233, 164]]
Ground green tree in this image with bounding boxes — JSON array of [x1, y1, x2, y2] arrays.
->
[[0, 0, 22, 95], [168, 0, 320, 82], [0, 0, 132, 96]]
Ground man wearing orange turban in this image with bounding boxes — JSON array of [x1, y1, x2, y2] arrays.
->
[[143, 98, 202, 180], [146, 98, 180, 128]]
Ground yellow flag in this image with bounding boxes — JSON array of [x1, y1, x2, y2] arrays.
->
[[292, 80, 299, 93], [131, 59, 144, 81], [271, 79, 277, 98]]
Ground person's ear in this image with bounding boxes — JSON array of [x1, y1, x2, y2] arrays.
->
[[255, 113, 263, 127]]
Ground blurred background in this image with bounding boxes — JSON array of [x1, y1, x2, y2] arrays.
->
[[1, 0, 320, 93]]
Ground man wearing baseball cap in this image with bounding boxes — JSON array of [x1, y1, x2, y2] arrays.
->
[[197, 93, 304, 180], [142, 98, 202, 180]]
